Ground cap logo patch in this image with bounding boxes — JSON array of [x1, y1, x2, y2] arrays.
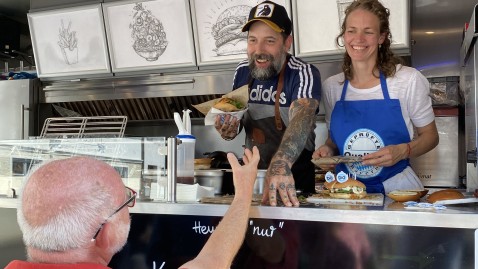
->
[[254, 3, 274, 18]]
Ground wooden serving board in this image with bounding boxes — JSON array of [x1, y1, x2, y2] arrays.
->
[[200, 194, 262, 205], [306, 193, 384, 206]]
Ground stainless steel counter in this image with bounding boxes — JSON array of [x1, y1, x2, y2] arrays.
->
[[2, 197, 478, 229]]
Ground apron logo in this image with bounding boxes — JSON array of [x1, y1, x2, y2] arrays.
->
[[250, 85, 286, 104], [343, 128, 384, 178]]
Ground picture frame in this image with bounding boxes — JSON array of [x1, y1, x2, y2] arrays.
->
[[27, 4, 111, 79], [190, 0, 291, 67], [103, 0, 197, 73], [292, 0, 410, 60]]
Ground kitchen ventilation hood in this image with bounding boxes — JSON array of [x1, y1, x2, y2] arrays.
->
[[42, 70, 233, 121]]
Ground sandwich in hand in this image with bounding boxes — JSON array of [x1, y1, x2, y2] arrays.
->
[[213, 97, 245, 112]]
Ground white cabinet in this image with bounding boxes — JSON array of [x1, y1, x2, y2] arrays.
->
[[292, 0, 410, 61]]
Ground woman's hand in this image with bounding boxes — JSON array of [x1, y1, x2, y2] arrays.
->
[[361, 144, 408, 167], [312, 144, 336, 171]]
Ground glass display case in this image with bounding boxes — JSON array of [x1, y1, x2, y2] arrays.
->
[[0, 137, 166, 199]]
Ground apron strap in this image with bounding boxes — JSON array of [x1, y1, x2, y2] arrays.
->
[[340, 80, 349, 101], [340, 71, 389, 101], [274, 55, 289, 130], [379, 72, 390, 99]]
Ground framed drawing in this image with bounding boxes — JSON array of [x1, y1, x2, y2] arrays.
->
[[292, 0, 409, 60], [190, 0, 291, 67], [103, 0, 196, 73], [27, 4, 111, 78]]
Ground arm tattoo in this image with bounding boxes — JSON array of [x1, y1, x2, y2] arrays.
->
[[272, 98, 319, 165], [270, 160, 292, 176]]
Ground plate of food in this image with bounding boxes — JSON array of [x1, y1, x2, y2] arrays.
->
[[307, 171, 383, 206], [426, 189, 478, 205]]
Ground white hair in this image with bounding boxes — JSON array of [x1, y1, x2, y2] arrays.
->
[[17, 159, 116, 252]]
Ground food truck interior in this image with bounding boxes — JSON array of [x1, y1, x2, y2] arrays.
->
[[0, 0, 478, 268]]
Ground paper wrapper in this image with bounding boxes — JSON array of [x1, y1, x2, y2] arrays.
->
[[192, 84, 249, 126]]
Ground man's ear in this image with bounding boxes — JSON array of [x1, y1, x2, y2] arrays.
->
[[285, 35, 293, 52], [93, 222, 112, 250]]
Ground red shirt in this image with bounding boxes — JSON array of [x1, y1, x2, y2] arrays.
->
[[4, 260, 111, 269]]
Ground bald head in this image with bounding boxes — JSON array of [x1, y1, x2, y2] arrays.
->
[[18, 157, 128, 255], [22, 157, 124, 226]]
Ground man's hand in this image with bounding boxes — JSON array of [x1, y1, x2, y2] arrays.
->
[[261, 98, 319, 207], [262, 160, 299, 207], [215, 114, 240, 140]]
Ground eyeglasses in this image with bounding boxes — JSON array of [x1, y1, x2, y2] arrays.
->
[[92, 187, 137, 241]]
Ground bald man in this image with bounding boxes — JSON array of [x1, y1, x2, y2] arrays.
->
[[6, 146, 260, 269], [7, 157, 132, 269]]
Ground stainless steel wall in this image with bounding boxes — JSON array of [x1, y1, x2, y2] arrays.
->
[[411, 0, 477, 77]]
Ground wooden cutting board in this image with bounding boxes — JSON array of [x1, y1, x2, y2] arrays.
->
[[306, 193, 384, 206], [200, 194, 262, 205]]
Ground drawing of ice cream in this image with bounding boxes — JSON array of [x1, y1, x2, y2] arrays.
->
[[130, 3, 168, 61], [58, 19, 78, 65]]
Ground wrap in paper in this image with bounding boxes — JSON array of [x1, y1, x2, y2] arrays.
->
[[192, 85, 249, 126]]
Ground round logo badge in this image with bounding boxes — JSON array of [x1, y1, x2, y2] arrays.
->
[[336, 171, 348, 183], [325, 171, 335, 183], [343, 128, 384, 178]]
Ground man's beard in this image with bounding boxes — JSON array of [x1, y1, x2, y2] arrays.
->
[[248, 50, 287, 81]]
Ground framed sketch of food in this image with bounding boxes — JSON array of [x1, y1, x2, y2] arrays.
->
[[190, 0, 291, 67], [292, 0, 410, 60], [27, 4, 111, 78], [103, 0, 196, 73]]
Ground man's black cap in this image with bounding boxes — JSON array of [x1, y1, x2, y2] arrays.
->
[[241, 1, 292, 35]]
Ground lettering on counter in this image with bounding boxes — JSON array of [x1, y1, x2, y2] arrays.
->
[[190, 219, 286, 238], [152, 261, 165, 269], [249, 220, 284, 238], [192, 221, 215, 235]]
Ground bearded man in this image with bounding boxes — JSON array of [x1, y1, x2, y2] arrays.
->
[[215, 1, 322, 207]]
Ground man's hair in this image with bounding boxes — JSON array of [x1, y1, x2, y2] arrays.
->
[[17, 159, 116, 252]]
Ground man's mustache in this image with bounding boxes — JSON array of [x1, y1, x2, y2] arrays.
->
[[252, 54, 273, 61]]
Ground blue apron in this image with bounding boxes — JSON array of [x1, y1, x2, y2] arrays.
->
[[330, 73, 410, 194]]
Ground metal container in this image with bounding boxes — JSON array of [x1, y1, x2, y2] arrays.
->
[[194, 169, 224, 195], [194, 169, 266, 195], [254, 169, 267, 194]]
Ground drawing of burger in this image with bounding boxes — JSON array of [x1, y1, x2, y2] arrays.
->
[[211, 5, 250, 56]]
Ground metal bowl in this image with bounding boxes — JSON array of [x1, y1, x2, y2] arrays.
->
[[194, 169, 224, 195]]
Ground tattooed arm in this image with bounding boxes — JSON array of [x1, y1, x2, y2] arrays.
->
[[262, 98, 319, 207]]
